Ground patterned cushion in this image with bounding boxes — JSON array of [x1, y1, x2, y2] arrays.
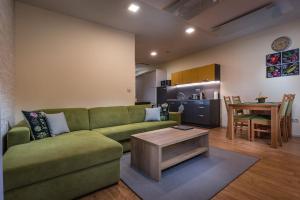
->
[[22, 111, 51, 140]]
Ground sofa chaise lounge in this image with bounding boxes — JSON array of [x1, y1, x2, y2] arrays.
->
[[4, 105, 181, 200]]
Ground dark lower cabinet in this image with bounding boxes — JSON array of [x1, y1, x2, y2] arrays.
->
[[168, 99, 220, 127], [168, 101, 181, 112]]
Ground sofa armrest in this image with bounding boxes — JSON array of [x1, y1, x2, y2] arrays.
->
[[169, 112, 182, 124], [7, 127, 31, 149]]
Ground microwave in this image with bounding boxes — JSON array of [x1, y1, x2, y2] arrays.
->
[[160, 80, 171, 86]]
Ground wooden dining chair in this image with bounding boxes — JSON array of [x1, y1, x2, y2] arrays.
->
[[224, 96, 252, 140], [285, 94, 295, 140], [251, 94, 290, 146]]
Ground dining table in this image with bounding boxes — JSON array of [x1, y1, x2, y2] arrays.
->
[[227, 102, 281, 148]]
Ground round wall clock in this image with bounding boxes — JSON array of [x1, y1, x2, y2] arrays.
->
[[271, 36, 291, 52]]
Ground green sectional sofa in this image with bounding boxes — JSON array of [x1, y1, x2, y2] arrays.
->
[[4, 105, 181, 200]]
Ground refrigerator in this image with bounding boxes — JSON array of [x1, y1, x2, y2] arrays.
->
[[156, 86, 167, 106]]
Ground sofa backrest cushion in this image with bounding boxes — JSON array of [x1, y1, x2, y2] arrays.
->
[[89, 106, 129, 129], [41, 108, 89, 131], [128, 104, 151, 123]]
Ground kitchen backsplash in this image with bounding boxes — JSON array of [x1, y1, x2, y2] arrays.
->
[[166, 84, 220, 100]]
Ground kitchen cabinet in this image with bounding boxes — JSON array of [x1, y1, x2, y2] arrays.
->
[[171, 64, 220, 86], [170, 72, 182, 86], [167, 99, 220, 127], [168, 100, 181, 112]]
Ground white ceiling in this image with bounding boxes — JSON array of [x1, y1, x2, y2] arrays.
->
[[18, 0, 300, 65]]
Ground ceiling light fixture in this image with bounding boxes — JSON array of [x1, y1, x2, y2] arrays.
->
[[185, 27, 195, 34], [128, 3, 140, 13], [150, 51, 157, 57]]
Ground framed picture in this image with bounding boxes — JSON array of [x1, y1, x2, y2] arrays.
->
[[282, 62, 299, 76], [266, 48, 299, 78], [282, 48, 299, 64], [266, 65, 282, 78], [266, 53, 281, 66]]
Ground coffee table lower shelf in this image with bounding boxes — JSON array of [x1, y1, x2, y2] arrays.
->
[[161, 147, 208, 170]]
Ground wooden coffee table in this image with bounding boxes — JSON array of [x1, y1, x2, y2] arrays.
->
[[131, 127, 209, 181]]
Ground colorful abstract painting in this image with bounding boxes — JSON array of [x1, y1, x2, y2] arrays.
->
[[266, 53, 281, 66], [267, 65, 282, 78], [282, 49, 299, 64], [266, 48, 299, 78], [282, 62, 299, 76]]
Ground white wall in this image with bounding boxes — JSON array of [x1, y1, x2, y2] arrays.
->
[[161, 20, 300, 136], [135, 69, 167, 104], [155, 69, 167, 87], [15, 2, 135, 121], [136, 70, 157, 104], [0, 0, 14, 197], [0, 0, 15, 136]]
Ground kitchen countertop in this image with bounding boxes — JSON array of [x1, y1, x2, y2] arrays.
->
[[167, 99, 220, 101]]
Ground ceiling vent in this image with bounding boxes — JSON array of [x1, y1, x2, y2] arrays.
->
[[212, 2, 274, 31], [163, 0, 221, 20], [211, 1, 294, 36]]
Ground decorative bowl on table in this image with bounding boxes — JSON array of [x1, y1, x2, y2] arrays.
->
[[256, 97, 268, 103]]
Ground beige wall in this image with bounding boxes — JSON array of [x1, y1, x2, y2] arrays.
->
[[161, 20, 300, 136], [15, 2, 135, 121], [0, 0, 15, 135]]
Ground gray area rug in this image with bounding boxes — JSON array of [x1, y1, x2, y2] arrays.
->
[[121, 147, 258, 200]]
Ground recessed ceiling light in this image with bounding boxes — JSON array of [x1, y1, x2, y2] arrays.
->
[[128, 3, 140, 13], [150, 51, 157, 57], [185, 27, 195, 34]]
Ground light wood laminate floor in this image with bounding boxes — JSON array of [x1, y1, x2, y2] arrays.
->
[[80, 128, 300, 200]]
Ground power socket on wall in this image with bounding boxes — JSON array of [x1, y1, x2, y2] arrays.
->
[[292, 118, 299, 123]]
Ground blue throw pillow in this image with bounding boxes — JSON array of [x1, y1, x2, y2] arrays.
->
[[145, 107, 161, 121], [46, 112, 70, 136], [22, 111, 51, 140]]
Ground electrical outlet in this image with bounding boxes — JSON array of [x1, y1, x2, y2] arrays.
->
[[292, 118, 299, 123]]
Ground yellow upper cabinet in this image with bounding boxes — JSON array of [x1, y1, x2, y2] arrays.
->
[[171, 64, 220, 86], [196, 64, 215, 82], [171, 71, 182, 86], [181, 68, 197, 84]]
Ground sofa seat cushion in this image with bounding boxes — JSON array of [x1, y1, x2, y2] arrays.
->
[[3, 130, 122, 191], [136, 121, 178, 131], [93, 124, 145, 142], [93, 121, 178, 142]]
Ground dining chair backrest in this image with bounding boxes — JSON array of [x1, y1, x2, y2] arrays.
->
[[223, 96, 232, 112], [232, 96, 244, 115], [286, 94, 295, 117], [232, 96, 242, 104], [279, 94, 290, 119]]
